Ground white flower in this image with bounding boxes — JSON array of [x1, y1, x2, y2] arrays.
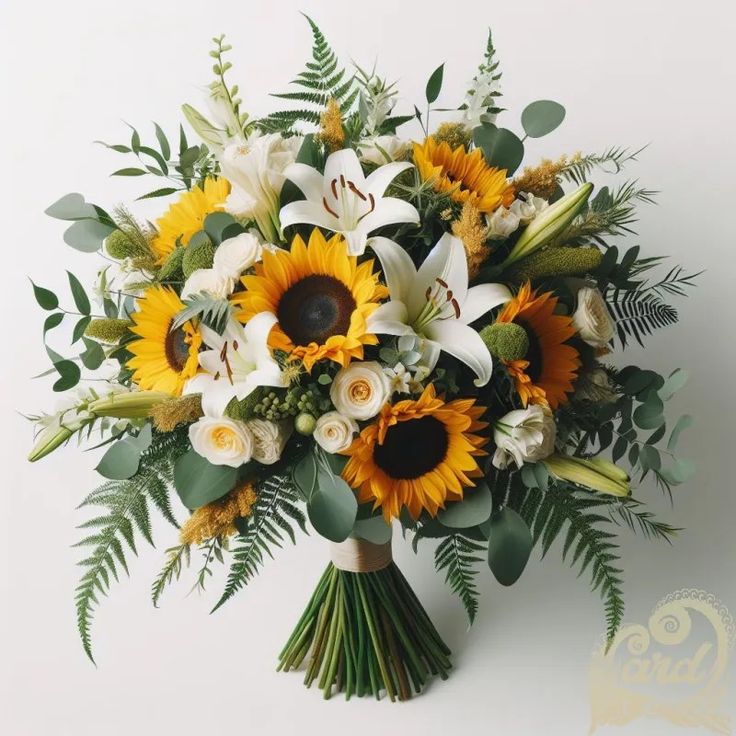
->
[[330, 361, 391, 420], [461, 71, 501, 130], [313, 411, 358, 454], [279, 148, 419, 256], [384, 362, 413, 394], [367, 233, 512, 386], [245, 418, 292, 465], [487, 206, 521, 240], [184, 314, 286, 416], [213, 232, 263, 279], [510, 192, 549, 225], [189, 416, 254, 467], [220, 132, 303, 241], [181, 268, 236, 300], [357, 135, 410, 166], [492, 405, 556, 470], [572, 287, 615, 348]]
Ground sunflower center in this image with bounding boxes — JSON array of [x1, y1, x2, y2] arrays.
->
[[165, 322, 190, 373], [373, 415, 449, 480], [277, 274, 356, 346], [519, 321, 543, 383]]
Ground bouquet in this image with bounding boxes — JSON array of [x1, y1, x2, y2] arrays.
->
[[28, 16, 697, 701]]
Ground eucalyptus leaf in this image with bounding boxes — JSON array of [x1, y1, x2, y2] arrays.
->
[[96, 437, 143, 480], [72, 316, 92, 344], [67, 271, 91, 315], [633, 393, 665, 429], [487, 507, 533, 586], [203, 212, 238, 245], [31, 280, 59, 310], [44, 313, 64, 335], [173, 451, 238, 509], [438, 482, 492, 528], [307, 469, 358, 543], [668, 414, 694, 452], [52, 360, 81, 392], [63, 219, 115, 253], [425, 63, 445, 104], [473, 124, 524, 175], [521, 100, 566, 138], [660, 368, 689, 400], [353, 516, 392, 545], [80, 337, 106, 370], [45, 193, 97, 221], [292, 451, 318, 500]]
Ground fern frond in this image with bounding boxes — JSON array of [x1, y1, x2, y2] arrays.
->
[[151, 543, 191, 607], [212, 474, 306, 612], [520, 486, 626, 644], [607, 291, 678, 348], [172, 294, 233, 335], [560, 146, 646, 185], [434, 534, 485, 624], [609, 499, 680, 542], [257, 15, 356, 135], [74, 428, 187, 662]]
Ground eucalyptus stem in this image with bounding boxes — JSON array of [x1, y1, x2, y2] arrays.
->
[[277, 561, 452, 701]]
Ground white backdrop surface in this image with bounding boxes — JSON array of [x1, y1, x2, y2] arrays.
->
[[1, 1, 734, 734]]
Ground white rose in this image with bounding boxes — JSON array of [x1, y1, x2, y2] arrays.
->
[[181, 268, 235, 299], [510, 192, 550, 224], [213, 232, 263, 279], [245, 418, 292, 465], [492, 405, 556, 470], [314, 411, 358, 454], [358, 135, 410, 165], [330, 361, 391, 420], [487, 206, 521, 240], [189, 416, 254, 467], [572, 287, 615, 348]]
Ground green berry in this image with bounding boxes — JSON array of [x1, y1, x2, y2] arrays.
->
[[295, 413, 317, 435], [479, 322, 530, 362]]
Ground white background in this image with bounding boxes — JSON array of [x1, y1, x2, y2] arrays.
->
[[1, 1, 735, 734]]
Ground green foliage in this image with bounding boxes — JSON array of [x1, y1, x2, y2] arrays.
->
[[560, 146, 645, 185], [181, 238, 215, 277], [151, 543, 191, 607], [172, 293, 233, 334], [460, 28, 503, 120], [173, 450, 238, 509], [521, 100, 566, 138], [213, 473, 307, 611], [258, 15, 358, 134], [434, 533, 486, 624], [486, 506, 533, 586], [519, 484, 625, 644], [473, 123, 524, 175], [608, 291, 678, 348], [480, 322, 529, 361], [74, 428, 187, 661]]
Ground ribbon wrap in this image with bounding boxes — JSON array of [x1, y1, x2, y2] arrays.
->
[[330, 537, 392, 573]]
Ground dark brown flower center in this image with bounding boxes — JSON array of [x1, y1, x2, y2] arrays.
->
[[373, 416, 449, 480], [165, 322, 190, 372], [277, 274, 356, 347]]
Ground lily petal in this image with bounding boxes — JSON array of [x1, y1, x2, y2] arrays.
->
[[366, 301, 412, 336], [186, 374, 237, 417], [279, 199, 339, 233], [344, 228, 369, 256], [365, 161, 414, 197], [323, 148, 366, 190], [368, 236, 417, 302], [424, 319, 494, 386], [461, 283, 512, 324], [360, 198, 420, 234], [282, 162, 325, 202]]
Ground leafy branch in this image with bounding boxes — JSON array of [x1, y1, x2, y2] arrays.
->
[[560, 146, 646, 185], [434, 534, 486, 624]]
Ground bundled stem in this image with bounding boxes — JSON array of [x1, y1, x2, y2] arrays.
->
[[278, 562, 451, 701]]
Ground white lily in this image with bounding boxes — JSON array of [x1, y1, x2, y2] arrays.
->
[[184, 313, 287, 416], [367, 233, 511, 386], [279, 148, 420, 256]]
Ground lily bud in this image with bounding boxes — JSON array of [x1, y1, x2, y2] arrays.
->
[[87, 390, 171, 419], [503, 183, 593, 266], [543, 453, 630, 497], [28, 419, 85, 462]]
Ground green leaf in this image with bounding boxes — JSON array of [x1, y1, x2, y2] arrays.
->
[[45, 193, 97, 221], [67, 271, 91, 315], [173, 451, 238, 509], [668, 414, 694, 452], [80, 337, 105, 370], [72, 315, 92, 343], [661, 458, 696, 485], [633, 393, 665, 429], [154, 122, 171, 160], [203, 212, 239, 245], [487, 506, 533, 586], [521, 462, 550, 491], [425, 63, 444, 104], [63, 219, 115, 253], [292, 451, 318, 500], [96, 440, 142, 480], [353, 516, 392, 545], [44, 312, 64, 335], [473, 123, 524, 175], [52, 360, 81, 392], [136, 187, 179, 201], [307, 467, 357, 542], [622, 368, 663, 397], [31, 280, 59, 310], [660, 368, 689, 400], [438, 481, 492, 528], [111, 167, 147, 176], [521, 100, 566, 138]]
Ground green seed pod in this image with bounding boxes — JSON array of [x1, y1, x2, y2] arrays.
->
[[105, 229, 150, 260], [295, 413, 317, 436], [157, 247, 186, 283], [479, 322, 530, 362], [504, 246, 603, 283], [84, 318, 132, 344], [225, 388, 265, 422], [182, 238, 216, 278]]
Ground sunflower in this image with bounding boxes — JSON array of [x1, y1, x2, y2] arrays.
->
[[496, 282, 581, 409], [233, 229, 387, 371], [126, 286, 202, 396], [150, 177, 230, 262], [413, 137, 515, 214], [342, 385, 488, 521]]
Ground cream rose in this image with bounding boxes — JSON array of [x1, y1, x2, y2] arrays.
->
[[181, 268, 235, 300], [189, 416, 254, 467], [245, 418, 292, 465], [487, 206, 521, 240], [492, 405, 556, 470], [330, 361, 391, 420], [572, 287, 615, 348], [313, 411, 358, 454], [214, 232, 263, 279]]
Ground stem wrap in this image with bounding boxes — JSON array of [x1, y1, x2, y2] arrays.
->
[[330, 537, 392, 573]]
